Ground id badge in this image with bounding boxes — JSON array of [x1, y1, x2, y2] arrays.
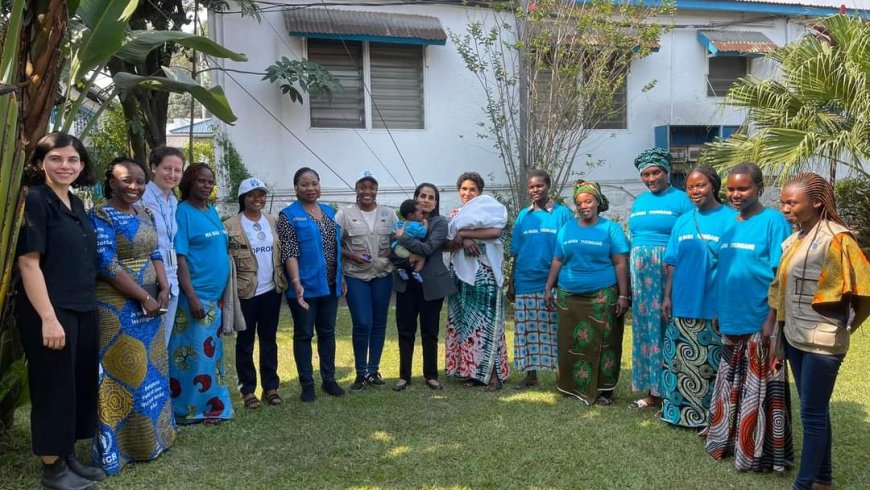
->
[[168, 249, 177, 267]]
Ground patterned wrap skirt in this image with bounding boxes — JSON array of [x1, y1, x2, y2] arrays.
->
[[630, 245, 667, 395], [702, 332, 794, 472], [556, 286, 623, 405], [93, 287, 176, 475], [513, 291, 559, 372], [445, 263, 511, 383], [168, 294, 233, 424], [661, 317, 723, 428]]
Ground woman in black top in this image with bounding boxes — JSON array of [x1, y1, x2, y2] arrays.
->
[[15, 133, 104, 489]]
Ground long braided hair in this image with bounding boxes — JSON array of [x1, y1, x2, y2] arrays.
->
[[785, 172, 846, 227]]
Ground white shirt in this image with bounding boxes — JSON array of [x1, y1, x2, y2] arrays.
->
[[140, 181, 179, 295], [241, 214, 276, 295], [360, 208, 378, 233]]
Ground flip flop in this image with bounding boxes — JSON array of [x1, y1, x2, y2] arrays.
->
[[628, 398, 660, 409]]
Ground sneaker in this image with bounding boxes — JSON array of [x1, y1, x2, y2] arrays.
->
[[41, 459, 95, 490], [349, 375, 367, 393], [300, 385, 316, 403], [66, 456, 106, 481], [366, 372, 385, 386], [397, 269, 410, 281], [411, 271, 424, 283], [322, 380, 346, 397]]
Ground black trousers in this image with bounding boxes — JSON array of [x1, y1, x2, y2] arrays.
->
[[395, 283, 444, 381], [236, 289, 282, 395], [16, 300, 98, 456]]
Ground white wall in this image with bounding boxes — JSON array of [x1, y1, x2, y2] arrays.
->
[[211, 2, 815, 215]]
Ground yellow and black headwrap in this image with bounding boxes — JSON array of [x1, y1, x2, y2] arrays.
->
[[572, 180, 609, 213]]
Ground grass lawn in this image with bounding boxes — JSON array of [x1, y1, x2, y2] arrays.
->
[[2, 304, 870, 489]]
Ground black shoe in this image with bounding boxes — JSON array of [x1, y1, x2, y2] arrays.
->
[[349, 375, 367, 393], [322, 381, 346, 397], [366, 372, 385, 386], [66, 456, 106, 481], [300, 385, 316, 403], [41, 459, 95, 490]]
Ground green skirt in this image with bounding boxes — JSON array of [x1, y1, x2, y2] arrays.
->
[[556, 285, 623, 405]]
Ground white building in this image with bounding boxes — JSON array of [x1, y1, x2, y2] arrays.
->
[[209, 0, 868, 215]]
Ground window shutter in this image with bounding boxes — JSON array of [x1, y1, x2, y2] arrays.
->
[[707, 57, 747, 97], [370, 43, 424, 129], [307, 39, 365, 128]]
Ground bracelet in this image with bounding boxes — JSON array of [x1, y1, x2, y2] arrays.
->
[[618, 295, 630, 300], [291, 278, 301, 284]]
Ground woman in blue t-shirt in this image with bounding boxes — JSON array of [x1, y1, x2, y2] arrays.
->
[[660, 166, 732, 428], [544, 181, 630, 406], [703, 163, 794, 472], [171, 163, 233, 425], [627, 148, 693, 409], [507, 170, 574, 388]]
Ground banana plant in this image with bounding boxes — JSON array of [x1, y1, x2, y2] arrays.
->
[[57, 0, 246, 136]]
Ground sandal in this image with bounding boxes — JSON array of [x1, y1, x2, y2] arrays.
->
[[264, 389, 282, 406], [425, 379, 443, 391], [242, 393, 261, 409], [628, 397, 661, 410], [463, 380, 484, 388], [484, 380, 503, 392], [393, 379, 410, 392]]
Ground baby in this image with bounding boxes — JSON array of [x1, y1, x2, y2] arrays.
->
[[391, 199, 427, 283]]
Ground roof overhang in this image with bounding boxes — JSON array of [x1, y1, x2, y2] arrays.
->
[[574, 1, 870, 20], [285, 8, 447, 46], [697, 30, 777, 57]]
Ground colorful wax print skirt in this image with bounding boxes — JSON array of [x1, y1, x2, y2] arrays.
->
[[629, 245, 667, 395], [661, 317, 723, 428], [513, 291, 559, 372]]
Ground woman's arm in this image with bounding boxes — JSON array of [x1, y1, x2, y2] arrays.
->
[[284, 257, 309, 310], [18, 253, 66, 350], [544, 257, 563, 310], [153, 259, 170, 310], [176, 256, 204, 319], [661, 265, 674, 321], [613, 253, 630, 317], [456, 227, 503, 240], [396, 216, 448, 257]]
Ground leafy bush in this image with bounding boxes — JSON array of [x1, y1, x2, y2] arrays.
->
[[835, 175, 870, 252]]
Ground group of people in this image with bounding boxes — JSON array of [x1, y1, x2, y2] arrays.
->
[[14, 131, 869, 490]]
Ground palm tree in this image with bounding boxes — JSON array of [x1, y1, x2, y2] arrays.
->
[[701, 15, 870, 183]]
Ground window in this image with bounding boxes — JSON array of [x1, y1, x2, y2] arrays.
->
[[307, 39, 425, 129], [594, 76, 627, 129], [707, 57, 747, 97]]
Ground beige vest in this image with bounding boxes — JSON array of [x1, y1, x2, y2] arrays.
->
[[225, 214, 287, 300], [781, 221, 851, 355], [336, 204, 396, 280]]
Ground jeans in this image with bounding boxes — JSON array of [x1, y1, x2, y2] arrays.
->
[[236, 290, 282, 395], [345, 275, 393, 377], [395, 282, 444, 381], [288, 288, 338, 388], [786, 342, 844, 490]]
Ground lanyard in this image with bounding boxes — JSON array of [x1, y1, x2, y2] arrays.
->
[[148, 185, 176, 246]]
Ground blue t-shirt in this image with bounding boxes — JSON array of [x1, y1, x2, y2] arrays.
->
[[554, 217, 630, 294], [629, 186, 693, 247], [511, 203, 574, 294], [175, 202, 230, 301], [717, 207, 792, 335], [664, 205, 737, 320]]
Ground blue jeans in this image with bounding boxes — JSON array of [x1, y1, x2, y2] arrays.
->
[[786, 342, 844, 490], [345, 275, 393, 377], [288, 289, 338, 388]]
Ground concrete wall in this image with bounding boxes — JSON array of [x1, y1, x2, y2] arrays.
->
[[210, 1, 814, 217]]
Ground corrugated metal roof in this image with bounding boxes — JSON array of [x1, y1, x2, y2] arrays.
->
[[168, 118, 215, 135], [730, 0, 862, 8], [284, 8, 447, 45], [697, 30, 778, 56]]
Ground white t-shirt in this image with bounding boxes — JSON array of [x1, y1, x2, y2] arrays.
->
[[360, 208, 378, 233], [241, 214, 276, 295]]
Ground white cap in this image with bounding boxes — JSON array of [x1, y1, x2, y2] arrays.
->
[[238, 177, 269, 197], [355, 169, 378, 185]]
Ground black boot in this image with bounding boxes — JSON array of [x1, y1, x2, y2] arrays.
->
[[66, 456, 107, 481], [41, 459, 95, 490]]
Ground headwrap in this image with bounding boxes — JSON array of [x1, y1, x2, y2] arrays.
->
[[634, 147, 671, 174], [572, 180, 609, 213]]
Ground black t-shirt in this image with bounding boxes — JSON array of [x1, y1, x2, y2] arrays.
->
[[16, 185, 98, 311]]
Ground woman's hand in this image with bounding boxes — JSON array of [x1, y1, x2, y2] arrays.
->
[[394, 222, 405, 238], [188, 294, 206, 320], [661, 296, 672, 321], [712, 318, 720, 335], [157, 288, 171, 311], [294, 282, 309, 310], [42, 316, 65, 350], [544, 285, 557, 310], [461, 238, 480, 257], [141, 294, 161, 317], [615, 295, 630, 318], [342, 279, 347, 297], [351, 252, 370, 265]]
